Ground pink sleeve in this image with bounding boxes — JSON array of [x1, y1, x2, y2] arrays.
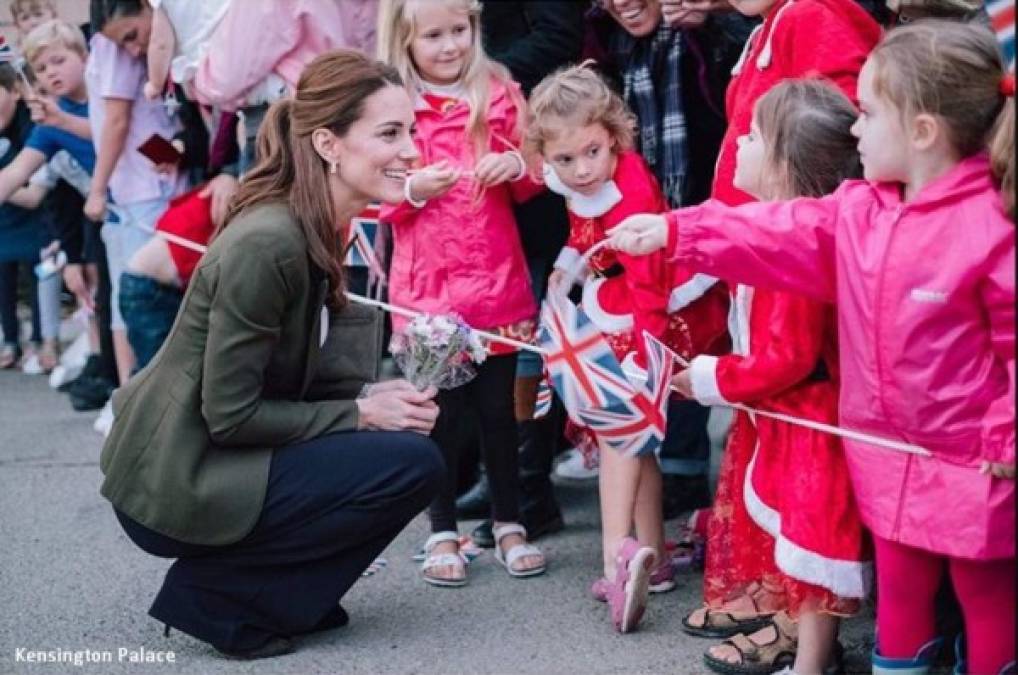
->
[[665, 194, 840, 303], [193, 1, 299, 108], [979, 230, 1015, 464]]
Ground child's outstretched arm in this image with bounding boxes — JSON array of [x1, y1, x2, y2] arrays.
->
[[144, 4, 176, 100], [0, 148, 46, 207], [609, 195, 842, 304], [978, 232, 1015, 478]]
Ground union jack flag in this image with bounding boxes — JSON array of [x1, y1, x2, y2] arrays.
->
[[344, 202, 386, 281], [0, 36, 13, 62], [573, 332, 674, 457], [988, 0, 1015, 69], [538, 292, 635, 424], [533, 375, 553, 419]]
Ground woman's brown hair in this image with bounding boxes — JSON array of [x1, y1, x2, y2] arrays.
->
[[754, 79, 863, 199], [219, 50, 403, 309], [869, 20, 1015, 218]]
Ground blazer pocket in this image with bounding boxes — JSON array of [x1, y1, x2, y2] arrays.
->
[[315, 305, 384, 385]]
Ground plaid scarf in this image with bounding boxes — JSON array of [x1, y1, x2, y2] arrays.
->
[[613, 23, 688, 208]]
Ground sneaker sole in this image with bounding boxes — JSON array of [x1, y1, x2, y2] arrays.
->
[[619, 547, 655, 633]]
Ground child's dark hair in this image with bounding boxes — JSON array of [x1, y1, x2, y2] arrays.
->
[[754, 80, 862, 198], [870, 20, 1014, 218], [89, 0, 145, 34], [0, 65, 20, 93]]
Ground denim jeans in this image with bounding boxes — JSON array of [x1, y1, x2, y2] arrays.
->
[[119, 272, 182, 372]]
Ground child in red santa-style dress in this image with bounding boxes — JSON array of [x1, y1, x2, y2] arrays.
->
[[525, 63, 728, 634]]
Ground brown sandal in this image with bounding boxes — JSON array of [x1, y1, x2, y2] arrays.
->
[[702, 612, 798, 675], [681, 583, 780, 638]]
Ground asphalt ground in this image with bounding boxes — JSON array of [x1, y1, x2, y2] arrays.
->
[[0, 369, 883, 675]]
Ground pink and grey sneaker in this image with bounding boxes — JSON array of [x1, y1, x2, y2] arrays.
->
[[591, 557, 675, 601], [605, 537, 657, 633]]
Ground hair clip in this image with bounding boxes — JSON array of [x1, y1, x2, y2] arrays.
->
[[1000, 72, 1015, 98]]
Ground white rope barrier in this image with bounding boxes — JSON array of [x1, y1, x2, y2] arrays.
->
[[657, 340, 931, 457], [115, 209, 931, 456]]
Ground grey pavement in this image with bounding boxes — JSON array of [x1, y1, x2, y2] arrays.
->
[[1, 371, 879, 675]]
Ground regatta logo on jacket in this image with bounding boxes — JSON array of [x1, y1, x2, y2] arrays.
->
[[909, 288, 949, 304]]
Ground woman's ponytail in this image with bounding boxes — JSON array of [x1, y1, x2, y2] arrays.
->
[[217, 99, 297, 238], [989, 91, 1014, 221]]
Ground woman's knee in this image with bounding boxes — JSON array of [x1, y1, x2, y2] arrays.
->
[[387, 432, 446, 494]]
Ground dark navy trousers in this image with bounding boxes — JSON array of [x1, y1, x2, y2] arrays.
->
[[115, 430, 444, 651]]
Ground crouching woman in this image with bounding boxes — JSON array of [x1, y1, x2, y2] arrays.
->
[[99, 50, 441, 659]]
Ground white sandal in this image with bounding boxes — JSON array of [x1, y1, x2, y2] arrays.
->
[[420, 531, 468, 588], [493, 523, 546, 578]]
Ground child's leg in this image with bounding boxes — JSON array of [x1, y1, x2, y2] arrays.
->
[[85, 263, 100, 353], [476, 354, 522, 524], [632, 454, 666, 562], [599, 448, 641, 579], [874, 535, 945, 658], [24, 266, 41, 345], [949, 555, 1016, 674], [0, 261, 20, 350], [422, 383, 468, 581], [795, 612, 839, 673]]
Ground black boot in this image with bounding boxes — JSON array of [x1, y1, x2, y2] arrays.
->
[[455, 467, 491, 520], [661, 473, 710, 521], [517, 418, 563, 539]]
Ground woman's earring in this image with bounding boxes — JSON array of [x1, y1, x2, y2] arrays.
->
[[330, 160, 339, 175]]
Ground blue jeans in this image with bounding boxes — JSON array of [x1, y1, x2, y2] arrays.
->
[[119, 272, 182, 372]]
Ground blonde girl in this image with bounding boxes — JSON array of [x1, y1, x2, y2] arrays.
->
[[377, 0, 546, 587]]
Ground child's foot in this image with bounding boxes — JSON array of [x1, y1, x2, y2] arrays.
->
[[703, 612, 797, 673], [420, 532, 467, 587], [607, 538, 656, 633], [493, 523, 545, 577], [682, 582, 782, 638], [1, 343, 21, 369], [591, 556, 674, 601]]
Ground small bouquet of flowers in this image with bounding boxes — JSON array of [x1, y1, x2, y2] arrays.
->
[[391, 313, 487, 390]]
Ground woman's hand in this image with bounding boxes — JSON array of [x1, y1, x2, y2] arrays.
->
[[356, 379, 440, 434], [407, 161, 461, 202], [474, 151, 523, 188], [980, 461, 1016, 480], [606, 214, 669, 255], [670, 368, 693, 398]]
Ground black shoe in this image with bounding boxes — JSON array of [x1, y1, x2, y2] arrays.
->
[[471, 520, 495, 548], [455, 474, 491, 520], [216, 636, 295, 661], [661, 473, 711, 521], [68, 376, 115, 411], [521, 503, 565, 541]]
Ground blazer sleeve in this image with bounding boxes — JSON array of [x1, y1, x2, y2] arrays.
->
[[688, 291, 828, 406], [666, 193, 841, 303], [978, 229, 1016, 464], [200, 243, 359, 446]]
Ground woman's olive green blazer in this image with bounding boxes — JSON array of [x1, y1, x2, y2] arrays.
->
[[100, 203, 383, 546]]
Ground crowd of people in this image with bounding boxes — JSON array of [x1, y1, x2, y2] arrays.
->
[[0, 0, 1013, 672]]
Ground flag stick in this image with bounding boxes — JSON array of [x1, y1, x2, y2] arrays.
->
[[650, 336, 931, 457]]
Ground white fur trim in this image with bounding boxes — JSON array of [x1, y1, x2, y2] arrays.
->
[[667, 274, 719, 312], [743, 448, 872, 599], [581, 277, 633, 333], [621, 351, 647, 387], [729, 284, 753, 357], [553, 246, 582, 274], [731, 24, 763, 75], [542, 164, 623, 218], [689, 355, 730, 406]]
